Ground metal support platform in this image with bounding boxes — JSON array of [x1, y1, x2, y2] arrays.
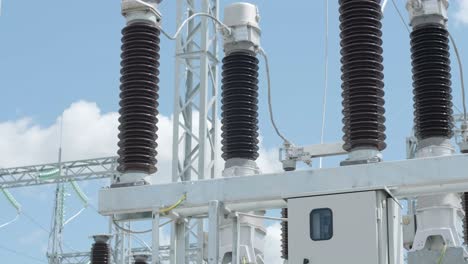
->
[[100, 154, 468, 263], [100, 154, 468, 217]]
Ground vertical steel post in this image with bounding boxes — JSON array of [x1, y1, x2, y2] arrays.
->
[[152, 209, 160, 264], [208, 201, 222, 264], [232, 214, 240, 264]]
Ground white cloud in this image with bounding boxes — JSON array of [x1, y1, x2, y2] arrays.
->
[[0, 100, 283, 259], [0, 100, 281, 176], [0, 101, 119, 167], [264, 222, 283, 264], [456, 0, 468, 24]]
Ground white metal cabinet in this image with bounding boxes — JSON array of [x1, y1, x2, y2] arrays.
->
[[288, 191, 392, 264]]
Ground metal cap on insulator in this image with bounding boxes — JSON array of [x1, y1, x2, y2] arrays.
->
[[223, 2, 261, 54], [406, 0, 449, 27], [92, 234, 111, 243], [91, 235, 112, 264], [122, 0, 162, 25], [133, 254, 149, 264]]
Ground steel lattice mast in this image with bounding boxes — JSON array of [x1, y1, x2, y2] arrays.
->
[[171, 0, 219, 263], [0, 0, 220, 262]]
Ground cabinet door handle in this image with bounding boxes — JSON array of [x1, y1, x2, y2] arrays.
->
[[303, 259, 310, 264]]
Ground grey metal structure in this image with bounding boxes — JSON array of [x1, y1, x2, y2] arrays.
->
[[0, 156, 118, 264], [171, 0, 219, 263], [0, 156, 189, 264], [59, 245, 200, 264], [408, 248, 468, 264], [47, 183, 66, 264], [100, 154, 468, 216], [0, 156, 118, 188], [100, 154, 468, 263]]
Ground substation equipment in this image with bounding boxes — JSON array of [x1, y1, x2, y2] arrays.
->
[[97, 0, 468, 263], [1, 0, 468, 263], [95, 0, 468, 263]]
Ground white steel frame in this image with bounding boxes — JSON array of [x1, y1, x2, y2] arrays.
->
[[100, 154, 468, 216], [171, 0, 219, 263], [0, 157, 175, 264], [0, 156, 118, 188], [100, 154, 468, 263]]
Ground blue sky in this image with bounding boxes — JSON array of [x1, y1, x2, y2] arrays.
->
[[0, 0, 467, 263]]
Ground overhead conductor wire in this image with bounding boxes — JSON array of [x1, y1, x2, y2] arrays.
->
[[391, 0, 466, 121], [319, 0, 329, 168], [449, 32, 467, 122], [160, 2, 293, 147], [159, 13, 231, 40], [0, 188, 21, 229], [258, 48, 292, 145]]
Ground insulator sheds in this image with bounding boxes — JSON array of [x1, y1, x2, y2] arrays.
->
[[411, 24, 453, 140], [281, 208, 288, 260], [339, 0, 386, 152], [117, 21, 161, 174], [91, 241, 110, 264], [221, 51, 260, 161]]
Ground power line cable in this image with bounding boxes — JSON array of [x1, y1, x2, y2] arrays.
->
[[391, 0, 411, 34], [258, 48, 292, 145], [319, 0, 329, 169], [160, 12, 231, 40], [448, 32, 467, 122], [0, 244, 47, 263], [22, 210, 79, 253]]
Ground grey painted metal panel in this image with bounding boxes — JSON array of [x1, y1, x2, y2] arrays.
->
[[288, 191, 383, 264]]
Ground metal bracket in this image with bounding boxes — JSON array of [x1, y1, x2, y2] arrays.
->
[[280, 142, 347, 171]]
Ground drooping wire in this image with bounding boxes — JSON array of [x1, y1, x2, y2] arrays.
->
[[236, 212, 288, 222], [437, 244, 448, 264], [112, 194, 185, 234], [0, 214, 19, 229], [448, 32, 467, 122], [258, 48, 293, 145], [113, 220, 152, 234], [62, 180, 90, 226], [0, 244, 47, 263], [129, 233, 152, 252], [391, 0, 411, 34], [319, 0, 329, 169], [381, 0, 390, 12], [0, 187, 21, 229], [22, 210, 79, 253], [160, 13, 232, 40], [113, 219, 174, 234], [63, 207, 86, 226], [390, 0, 467, 122]]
